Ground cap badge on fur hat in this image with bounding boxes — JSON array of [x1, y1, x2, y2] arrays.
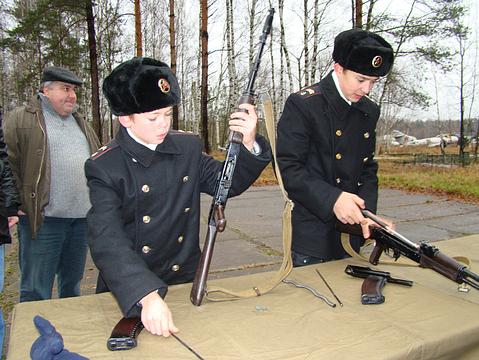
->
[[158, 78, 171, 93], [372, 55, 383, 68]]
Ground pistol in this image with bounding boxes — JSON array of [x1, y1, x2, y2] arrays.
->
[[107, 317, 144, 351], [345, 265, 413, 304]]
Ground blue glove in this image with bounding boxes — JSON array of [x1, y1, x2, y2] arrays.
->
[[30, 315, 88, 360]]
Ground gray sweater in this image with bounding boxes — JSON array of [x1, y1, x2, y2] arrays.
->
[[40, 94, 92, 218]]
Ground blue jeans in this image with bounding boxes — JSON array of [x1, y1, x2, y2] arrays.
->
[[0, 244, 4, 352], [18, 217, 87, 302]]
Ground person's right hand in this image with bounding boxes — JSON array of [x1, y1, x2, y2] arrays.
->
[[139, 290, 179, 337], [333, 191, 365, 226]]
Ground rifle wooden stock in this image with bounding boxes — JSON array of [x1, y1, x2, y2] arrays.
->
[[190, 224, 218, 306], [107, 317, 143, 351], [189, 8, 275, 306], [336, 211, 479, 291]]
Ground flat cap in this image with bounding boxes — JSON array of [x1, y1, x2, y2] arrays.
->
[[102, 57, 180, 116], [333, 29, 394, 77], [41, 66, 83, 86]]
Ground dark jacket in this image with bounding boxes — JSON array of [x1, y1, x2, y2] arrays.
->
[[0, 113, 21, 244], [3, 95, 100, 238], [277, 71, 379, 260], [85, 127, 271, 317]]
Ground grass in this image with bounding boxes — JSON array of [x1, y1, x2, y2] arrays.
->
[[211, 146, 479, 203], [378, 160, 479, 203]]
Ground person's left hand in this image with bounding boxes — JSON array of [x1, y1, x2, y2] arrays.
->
[[361, 215, 395, 239], [229, 103, 257, 151]]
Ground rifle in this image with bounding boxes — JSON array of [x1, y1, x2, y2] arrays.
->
[[337, 209, 479, 291], [190, 8, 275, 306], [345, 264, 413, 304]]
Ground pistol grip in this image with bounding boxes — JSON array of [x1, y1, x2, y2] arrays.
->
[[369, 242, 386, 265], [361, 275, 386, 305]]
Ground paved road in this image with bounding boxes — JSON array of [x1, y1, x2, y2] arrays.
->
[[80, 185, 479, 292]]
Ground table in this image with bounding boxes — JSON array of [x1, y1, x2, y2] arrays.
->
[[8, 235, 479, 359]]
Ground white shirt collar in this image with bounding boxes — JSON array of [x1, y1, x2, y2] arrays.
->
[[332, 70, 352, 106], [126, 128, 157, 151]]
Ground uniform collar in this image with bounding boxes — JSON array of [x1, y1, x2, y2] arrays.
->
[[117, 126, 182, 167], [322, 71, 371, 117]]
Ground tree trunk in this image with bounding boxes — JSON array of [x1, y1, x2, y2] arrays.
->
[[278, 0, 294, 93], [303, 0, 309, 87], [135, 0, 143, 56], [169, 0, 179, 129], [200, 0, 210, 153], [355, 0, 362, 29], [85, 0, 102, 142]]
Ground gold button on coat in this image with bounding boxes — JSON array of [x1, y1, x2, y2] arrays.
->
[[335, 153, 342, 160], [335, 130, 342, 137], [336, 178, 341, 184], [172, 264, 180, 272], [184, 207, 191, 213], [177, 235, 184, 243], [142, 245, 151, 254], [182, 176, 189, 183], [364, 132, 370, 139], [363, 157, 368, 162], [141, 185, 150, 193], [143, 215, 151, 223]]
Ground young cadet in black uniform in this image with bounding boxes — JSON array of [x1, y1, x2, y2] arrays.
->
[[277, 29, 395, 266], [85, 57, 271, 337]]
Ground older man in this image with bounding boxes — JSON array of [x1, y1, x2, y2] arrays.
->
[[4, 66, 100, 301]]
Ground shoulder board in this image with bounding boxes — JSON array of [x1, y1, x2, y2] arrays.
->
[[169, 130, 198, 136], [296, 84, 322, 99], [90, 141, 118, 160], [363, 94, 378, 105]]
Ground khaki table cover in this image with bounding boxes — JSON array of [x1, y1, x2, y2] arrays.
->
[[8, 235, 479, 360]]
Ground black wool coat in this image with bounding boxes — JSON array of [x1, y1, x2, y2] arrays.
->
[[85, 127, 271, 317], [277, 71, 379, 260], [0, 115, 20, 244]]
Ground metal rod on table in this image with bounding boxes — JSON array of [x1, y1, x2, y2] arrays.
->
[[172, 333, 205, 360], [315, 269, 343, 307]]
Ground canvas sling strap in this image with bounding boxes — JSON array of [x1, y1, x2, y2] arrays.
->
[[205, 94, 293, 301]]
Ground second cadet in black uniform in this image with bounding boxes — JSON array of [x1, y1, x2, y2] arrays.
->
[[85, 57, 271, 337], [277, 29, 394, 266]]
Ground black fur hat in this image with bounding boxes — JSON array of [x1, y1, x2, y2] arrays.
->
[[102, 57, 180, 116], [333, 29, 394, 77]]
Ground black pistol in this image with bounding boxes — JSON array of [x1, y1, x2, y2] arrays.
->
[[345, 265, 413, 304], [107, 317, 144, 351]]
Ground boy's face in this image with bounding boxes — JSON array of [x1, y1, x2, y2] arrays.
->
[[119, 106, 173, 144], [333, 63, 379, 103]]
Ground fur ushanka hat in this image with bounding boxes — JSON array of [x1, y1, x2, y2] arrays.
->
[[103, 57, 180, 116], [333, 29, 394, 77]]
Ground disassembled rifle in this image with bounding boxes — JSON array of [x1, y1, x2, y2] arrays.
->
[[337, 209, 479, 292]]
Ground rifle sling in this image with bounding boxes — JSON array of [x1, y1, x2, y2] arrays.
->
[[205, 94, 293, 301]]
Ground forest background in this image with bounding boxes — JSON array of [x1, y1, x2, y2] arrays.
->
[[0, 0, 478, 154]]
